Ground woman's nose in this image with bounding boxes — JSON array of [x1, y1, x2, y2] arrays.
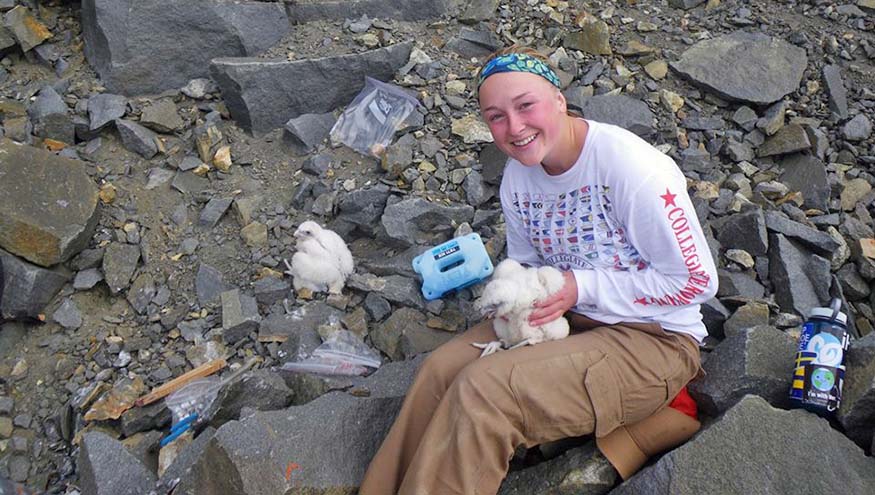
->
[[506, 112, 525, 135]]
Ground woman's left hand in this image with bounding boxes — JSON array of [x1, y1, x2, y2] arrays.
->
[[529, 271, 578, 326]]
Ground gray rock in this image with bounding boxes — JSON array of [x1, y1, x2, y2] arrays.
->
[[381, 132, 416, 179], [836, 264, 870, 301], [196, 263, 231, 307], [701, 297, 730, 338], [756, 124, 811, 157], [716, 270, 765, 300], [79, 431, 158, 495], [0, 396, 13, 415], [252, 277, 290, 306], [370, 307, 452, 361], [120, 401, 171, 437], [4, 6, 50, 52], [823, 64, 848, 120], [0, 249, 69, 320], [768, 234, 831, 316], [348, 273, 424, 309], [779, 154, 830, 211], [838, 333, 875, 451], [81, 0, 290, 95], [211, 42, 412, 134], [463, 170, 492, 207], [712, 208, 768, 256], [498, 442, 616, 495], [283, 112, 336, 155], [211, 370, 294, 424], [842, 114, 873, 142], [763, 210, 839, 256], [221, 289, 261, 344], [479, 144, 507, 185], [459, 0, 499, 23], [87, 93, 127, 131], [102, 243, 140, 295], [115, 119, 158, 159], [159, 426, 217, 485], [145, 167, 175, 190], [52, 298, 82, 329], [668, 0, 706, 9], [140, 99, 184, 133], [580, 95, 655, 136], [181, 78, 217, 99], [0, 140, 100, 267], [127, 272, 156, 314], [287, 0, 451, 23], [175, 391, 405, 494], [689, 326, 796, 416], [28, 86, 74, 144], [682, 115, 725, 131], [172, 172, 209, 196], [670, 31, 807, 105], [178, 156, 204, 172], [337, 184, 389, 235], [301, 154, 332, 178], [381, 197, 474, 247], [198, 198, 233, 229], [363, 292, 392, 321], [612, 396, 875, 495], [445, 28, 503, 59]]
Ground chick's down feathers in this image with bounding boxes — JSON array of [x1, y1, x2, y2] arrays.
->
[[285, 221, 354, 294], [473, 259, 570, 357]]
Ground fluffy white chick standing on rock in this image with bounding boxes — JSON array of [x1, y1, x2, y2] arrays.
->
[[283, 221, 354, 295], [473, 259, 570, 357]]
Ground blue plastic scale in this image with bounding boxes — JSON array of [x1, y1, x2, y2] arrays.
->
[[412, 233, 494, 300]]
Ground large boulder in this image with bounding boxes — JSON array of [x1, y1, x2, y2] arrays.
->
[[210, 42, 413, 135], [689, 325, 797, 416], [612, 396, 875, 495], [0, 140, 99, 267], [174, 358, 421, 494], [287, 0, 453, 23], [81, 0, 289, 95], [670, 31, 807, 105], [0, 249, 69, 320]]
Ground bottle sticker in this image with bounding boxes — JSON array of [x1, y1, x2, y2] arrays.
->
[[806, 333, 843, 366]]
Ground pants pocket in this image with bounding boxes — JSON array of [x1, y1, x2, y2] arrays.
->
[[508, 351, 603, 439], [584, 354, 625, 438]]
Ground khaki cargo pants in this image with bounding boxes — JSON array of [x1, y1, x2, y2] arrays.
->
[[359, 314, 702, 495]]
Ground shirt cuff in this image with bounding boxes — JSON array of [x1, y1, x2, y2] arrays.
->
[[571, 269, 596, 308]]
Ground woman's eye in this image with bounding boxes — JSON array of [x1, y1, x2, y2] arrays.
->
[[520, 102, 534, 110], [488, 114, 504, 122]]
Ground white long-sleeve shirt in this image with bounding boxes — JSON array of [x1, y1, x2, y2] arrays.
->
[[500, 120, 718, 342]]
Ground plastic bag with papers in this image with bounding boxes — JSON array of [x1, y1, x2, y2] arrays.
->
[[329, 76, 419, 157], [281, 330, 382, 376]]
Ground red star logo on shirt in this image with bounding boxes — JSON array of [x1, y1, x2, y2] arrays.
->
[[634, 297, 650, 305], [660, 189, 677, 208]]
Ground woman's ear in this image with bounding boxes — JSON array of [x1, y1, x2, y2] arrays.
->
[[556, 88, 567, 114]]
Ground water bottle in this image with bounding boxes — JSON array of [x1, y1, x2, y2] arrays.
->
[[789, 298, 850, 417]]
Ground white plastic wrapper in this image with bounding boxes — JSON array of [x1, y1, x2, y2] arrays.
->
[[329, 76, 419, 157], [281, 330, 382, 376]]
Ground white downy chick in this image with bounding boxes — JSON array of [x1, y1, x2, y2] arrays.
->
[[473, 259, 570, 357], [284, 221, 354, 294]]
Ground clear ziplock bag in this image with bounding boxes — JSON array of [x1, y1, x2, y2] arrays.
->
[[329, 76, 419, 157], [281, 330, 382, 376]]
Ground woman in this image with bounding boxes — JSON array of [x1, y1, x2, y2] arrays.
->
[[360, 46, 718, 495]]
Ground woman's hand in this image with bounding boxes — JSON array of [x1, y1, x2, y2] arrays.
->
[[528, 271, 578, 326]]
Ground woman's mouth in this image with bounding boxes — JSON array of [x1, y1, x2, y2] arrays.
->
[[512, 134, 537, 147]]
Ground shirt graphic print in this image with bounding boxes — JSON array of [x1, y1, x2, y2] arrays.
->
[[511, 184, 649, 273]]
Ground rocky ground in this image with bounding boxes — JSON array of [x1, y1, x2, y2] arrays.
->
[[0, 0, 874, 494]]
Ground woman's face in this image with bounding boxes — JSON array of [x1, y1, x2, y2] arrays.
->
[[478, 71, 567, 167]]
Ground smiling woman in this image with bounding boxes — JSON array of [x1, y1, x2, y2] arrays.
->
[[359, 45, 718, 495]]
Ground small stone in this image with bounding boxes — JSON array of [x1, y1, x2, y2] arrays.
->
[[213, 145, 232, 172], [241, 222, 268, 247], [644, 60, 668, 80]]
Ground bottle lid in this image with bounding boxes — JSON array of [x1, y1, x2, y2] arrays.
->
[[808, 307, 848, 325]]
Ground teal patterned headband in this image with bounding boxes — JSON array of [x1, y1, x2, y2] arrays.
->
[[478, 53, 561, 89]]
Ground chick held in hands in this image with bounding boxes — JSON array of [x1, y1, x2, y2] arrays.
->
[[284, 220, 354, 295], [472, 259, 570, 357]]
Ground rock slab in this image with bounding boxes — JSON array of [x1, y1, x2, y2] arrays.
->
[[671, 31, 807, 105], [210, 42, 413, 134], [81, 0, 290, 95], [0, 140, 99, 267]]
